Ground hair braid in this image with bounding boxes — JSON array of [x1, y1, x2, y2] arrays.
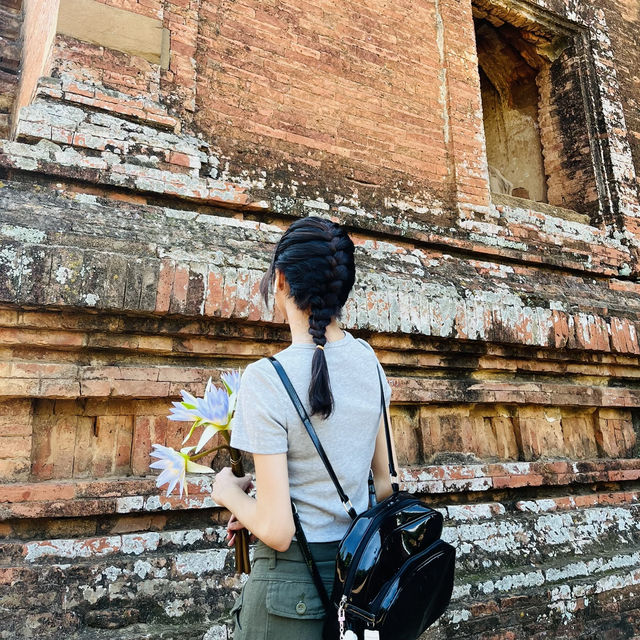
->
[[259, 216, 356, 419], [308, 228, 345, 344]]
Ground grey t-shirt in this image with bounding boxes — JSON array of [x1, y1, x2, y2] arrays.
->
[[229, 329, 392, 542]]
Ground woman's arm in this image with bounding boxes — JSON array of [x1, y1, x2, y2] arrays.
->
[[211, 452, 295, 552], [370, 406, 399, 501]]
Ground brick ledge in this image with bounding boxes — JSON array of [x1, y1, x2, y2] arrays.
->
[[1, 458, 639, 521], [402, 458, 640, 494]]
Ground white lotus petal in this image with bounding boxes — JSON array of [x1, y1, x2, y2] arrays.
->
[[166, 474, 181, 497], [195, 424, 218, 453], [149, 459, 171, 469], [185, 459, 215, 474], [156, 468, 177, 485]]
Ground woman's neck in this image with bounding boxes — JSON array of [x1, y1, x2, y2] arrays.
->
[[284, 301, 346, 345]]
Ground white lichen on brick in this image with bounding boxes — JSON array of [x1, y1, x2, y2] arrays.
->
[[101, 566, 122, 582], [0, 224, 45, 243], [448, 608, 472, 624], [164, 596, 194, 618], [115, 496, 144, 513], [120, 532, 160, 555], [479, 569, 546, 595], [78, 584, 107, 605], [303, 198, 330, 211], [202, 624, 229, 640], [24, 536, 123, 561], [174, 549, 229, 576], [447, 503, 506, 521]]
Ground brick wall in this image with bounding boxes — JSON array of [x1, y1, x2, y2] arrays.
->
[[601, 0, 640, 195], [0, 0, 23, 138], [1, 0, 640, 638], [11, 0, 60, 137]]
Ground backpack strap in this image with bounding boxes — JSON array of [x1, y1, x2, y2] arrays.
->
[[376, 363, 399, 492], [268, 355, 358, 519], [267, 354, 395, 617], [291, 500, 332, 612]]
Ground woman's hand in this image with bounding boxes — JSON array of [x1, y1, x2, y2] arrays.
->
[[210, 454, 294, 553], [226, 514, 257, 547], [210, 467, 253, 508]]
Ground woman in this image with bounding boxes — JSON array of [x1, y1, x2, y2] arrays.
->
[[210, 215, 397, 639]]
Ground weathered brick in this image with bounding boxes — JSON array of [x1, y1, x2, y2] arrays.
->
[[1, 0, 640, 637]]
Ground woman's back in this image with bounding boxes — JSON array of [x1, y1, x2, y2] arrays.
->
[[211, 215, 399, 639], [231, 330, 392, 542]]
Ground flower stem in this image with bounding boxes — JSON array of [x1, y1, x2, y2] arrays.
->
[[190, 444, 231, 461], [191, 430, 250, 574], [225, 434, 251, 575]]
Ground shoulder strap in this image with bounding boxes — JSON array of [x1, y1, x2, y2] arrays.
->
[[375, 364, 399, 492], [291, 501, 332, 611], [267, 355, 357, 519]]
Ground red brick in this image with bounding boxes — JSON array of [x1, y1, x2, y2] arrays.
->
[[0, 436, 31, 459], [0, 457, 30, 481], [609, 469, 640, 482], [493, 474, 545, 489], [0, 483, 77, 503], [167, 151, 198, 168], [155, 260, 175, 313]]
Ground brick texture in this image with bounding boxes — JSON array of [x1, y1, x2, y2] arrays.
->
[[0, 2, 22, 138], [1, 0, 640, 638]]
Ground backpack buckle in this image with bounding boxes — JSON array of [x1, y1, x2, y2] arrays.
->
[[342, 499, 356, 518]]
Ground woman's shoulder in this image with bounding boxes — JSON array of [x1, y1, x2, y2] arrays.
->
[[352, 335, 383, 367], [239, 356, 281, 389], [353, 335, 375, 353]]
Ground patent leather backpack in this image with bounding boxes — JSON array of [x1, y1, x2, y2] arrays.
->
[[268, 356, 456, 640]]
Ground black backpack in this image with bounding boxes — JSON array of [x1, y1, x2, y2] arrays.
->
[[268, 356, 456, 640]]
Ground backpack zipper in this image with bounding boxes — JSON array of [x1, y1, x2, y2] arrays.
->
[[343, 601, 377, 625]]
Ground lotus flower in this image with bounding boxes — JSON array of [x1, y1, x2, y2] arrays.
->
[[169, 377, 233, 453], [167, 390, 201, 422], [153, 370, 241, 493], [151, 368, 249, 574], [149, 443, 214, 498], [221, 370, 241, 413]]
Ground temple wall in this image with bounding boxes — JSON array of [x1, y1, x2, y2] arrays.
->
[[0, 0, 639, 638]]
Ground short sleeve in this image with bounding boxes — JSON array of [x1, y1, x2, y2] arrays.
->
[[229, 360, 288, 454], [356, 337, 392, 407]]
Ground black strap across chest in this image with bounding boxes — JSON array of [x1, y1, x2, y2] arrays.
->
[[267, 355, 397, 518]]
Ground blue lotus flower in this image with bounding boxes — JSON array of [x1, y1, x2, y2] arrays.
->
[[196, 378, 230, 426], [168, 389, 201, 423], [149, 444, 214, 498], [151, 369, 243, 498], [166, 371, 242, 453], [221, 370, 241, 415], [221, 370, 241, 396]]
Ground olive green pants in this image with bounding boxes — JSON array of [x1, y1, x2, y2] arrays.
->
[[231, 539, 339, 640]]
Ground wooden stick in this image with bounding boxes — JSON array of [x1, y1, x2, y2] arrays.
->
[[230, 447, 251, 575]]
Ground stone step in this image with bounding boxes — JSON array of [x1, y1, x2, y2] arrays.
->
[[451, 546, 640, 603], [66, 620, 217, 640], [1, 491, 638, 638], [430, 565, 640, 640], [440, 493, 640, 575]]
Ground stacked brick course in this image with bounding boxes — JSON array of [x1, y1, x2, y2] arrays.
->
[[1, 0, 640, 638]]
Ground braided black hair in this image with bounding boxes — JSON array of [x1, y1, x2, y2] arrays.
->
[[260, 216, 356, 419]]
